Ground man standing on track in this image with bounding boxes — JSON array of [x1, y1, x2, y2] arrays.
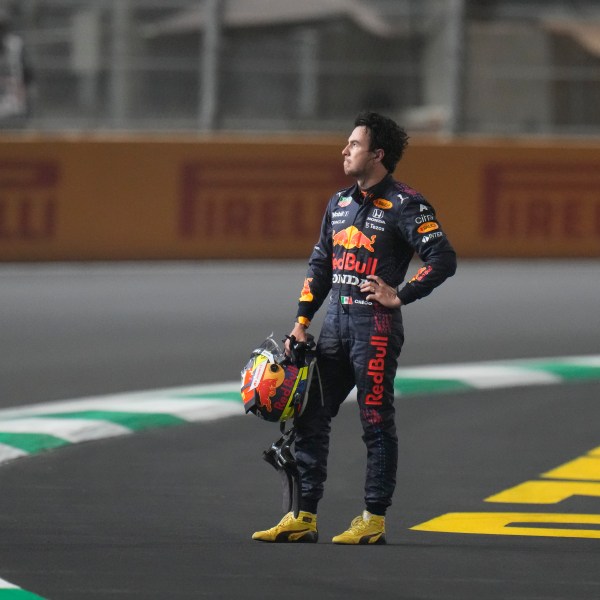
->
[[252, 111, 457, 544]]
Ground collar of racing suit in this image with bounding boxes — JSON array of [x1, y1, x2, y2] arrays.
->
[[351, 173, 394, 204]]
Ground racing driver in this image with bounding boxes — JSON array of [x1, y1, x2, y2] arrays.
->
[[252, 111, 457, 544]]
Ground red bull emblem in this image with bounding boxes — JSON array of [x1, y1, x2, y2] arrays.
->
[[255, 372, 283, 412], [410, 265, 433, 283], [366, 335, 388, 405], [332, 252, 378, 275], [299, 277, 314, 302], [242, 363, 285, 413], [332, 226, 376, 252]]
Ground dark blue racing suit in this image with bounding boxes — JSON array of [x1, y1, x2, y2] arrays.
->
[[294, 173, 457, 516]]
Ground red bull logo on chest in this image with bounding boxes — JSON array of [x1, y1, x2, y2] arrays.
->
[[332, 251, 378, 275], [332, 226, 376, 252]]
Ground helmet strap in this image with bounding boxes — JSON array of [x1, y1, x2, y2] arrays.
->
[[262, 423, 301, 518]]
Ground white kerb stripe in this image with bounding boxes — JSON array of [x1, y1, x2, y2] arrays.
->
[[181, 402, 242, 421], [0, 443, 28, 462], [558, 356, 600, 367], [0, 418, 130, 442], [41, 397, 242, 420], [0, 577, 18, 588], [0, 398, 242, 423], [396, 365, 561, 389]]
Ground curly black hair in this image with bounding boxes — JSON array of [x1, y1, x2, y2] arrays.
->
[[354, 111, 409, 173]]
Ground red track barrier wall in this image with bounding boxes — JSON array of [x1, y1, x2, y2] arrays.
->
[[1, 134, 599, 260]]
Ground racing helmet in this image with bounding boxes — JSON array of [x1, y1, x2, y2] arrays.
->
[[241, 335, 315, 422]]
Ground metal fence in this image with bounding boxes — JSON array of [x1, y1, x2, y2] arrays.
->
[[2, 0, 600, 135]]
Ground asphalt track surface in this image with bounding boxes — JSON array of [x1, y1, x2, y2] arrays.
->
[[1, 260, 600, 599]]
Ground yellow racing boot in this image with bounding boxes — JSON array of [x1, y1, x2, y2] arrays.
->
[[332, 511, 386, 545], [252, 511, 318, 543]]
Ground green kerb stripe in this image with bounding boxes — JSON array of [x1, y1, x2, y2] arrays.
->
[[34, 411, 185, 431], [0, 590, 48, 599], [0, 433, 68, 453], [394, 378, 473, 395], [522, 363, 600, 381]]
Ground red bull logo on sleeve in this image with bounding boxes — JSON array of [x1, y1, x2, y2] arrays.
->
[[299, 277, 314, 302], [410, 265, 432, 283], [332, 226, 376, 252]]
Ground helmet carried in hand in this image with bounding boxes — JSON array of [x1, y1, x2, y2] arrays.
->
[[241, 335, 316, 422]]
